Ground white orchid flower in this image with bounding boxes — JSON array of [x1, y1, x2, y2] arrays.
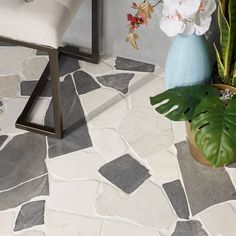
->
[[160, 0, 216, 37]]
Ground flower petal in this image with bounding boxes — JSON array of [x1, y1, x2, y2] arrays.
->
[[178, 0, 201, 18], [199, 0, 217, 21], [195, 16, 212, 35], [163, 0, 180, 14], [182, 21, 196, 35], [160, 17, 185, 37]]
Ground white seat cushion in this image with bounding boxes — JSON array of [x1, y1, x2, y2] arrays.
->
[[0, 0, 83, 48]]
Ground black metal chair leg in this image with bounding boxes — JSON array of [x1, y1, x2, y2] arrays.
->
[[48, 49, 62, 139]]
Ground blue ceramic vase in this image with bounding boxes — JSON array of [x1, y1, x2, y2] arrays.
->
[[165, 34, 212, 89]]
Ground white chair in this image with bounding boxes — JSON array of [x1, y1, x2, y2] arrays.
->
[[0, 0, 99, 139]]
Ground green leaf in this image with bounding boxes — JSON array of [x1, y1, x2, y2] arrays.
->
[[150, 84, 220, 121], [217, 0, 236, 80], [191, 96, 236, 167]]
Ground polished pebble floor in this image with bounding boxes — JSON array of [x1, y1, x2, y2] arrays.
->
[[0, 45, 236, 236]]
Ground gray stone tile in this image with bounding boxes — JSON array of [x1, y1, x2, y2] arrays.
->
[[20, 80, 51, 97], [14, 200, 45, 231], [0, 100, 2, 106], [0, 135, 7, 147], [115, 57, 155, 72], [45, 75, 92, 158], [97, 73, 134, 94], [176, 141, 236, 216], [73, 70, 100, 95], [0, 175, 48, 211], [59, 55, 80, 77], [0, 75, 20, 98], [99, 154, 151, 194], [0, 132, 47, 190], [171, 221, 208, 236], [163, 180, 189, 219]]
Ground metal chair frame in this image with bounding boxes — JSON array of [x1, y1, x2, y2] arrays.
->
[[0, 0, 100, 139]]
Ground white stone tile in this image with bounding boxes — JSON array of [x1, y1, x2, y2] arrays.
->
[[46, 148, 105, 180], [22, 57, 48, 81], [49, 179, 98, 216], [80, 60, 113, 76], [0, 98, 28, 135], [0, 75, 20, 98], [96, 183, 129, 216], [171, 121, 187, 143], [0, 212, 15, 236], [119, 105, 174, 158], [101, 56, 116, 69], [46, 210, 102, 236], [144, 151, 179, 183], [129, 73, 165, 108], [89, 128, 128, 162], [102, 220, 161, 236], [96, 181, 177, 230], [80, 88, 128, 128], [29, 98, 50, 125], [117, 181, 177, 229], [0, 47, 35, 75], [18, 231, 45, 236], [199, 203, 236, 236], [0, 97, 49, 135]]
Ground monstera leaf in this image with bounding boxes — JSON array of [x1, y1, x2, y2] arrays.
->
[[191, 96, 236, 167], [150, 84, 220, 121]]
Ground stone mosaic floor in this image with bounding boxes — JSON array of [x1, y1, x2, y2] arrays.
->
[[0, 45, 236, 236]]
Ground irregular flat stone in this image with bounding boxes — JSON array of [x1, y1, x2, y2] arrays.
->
[[18, 231, 45, 236], [0, 212, 15, 236], [102, 220, 161, 236], [99, 154, 151, 194], [50, 179, 98, 215], [171, 221, 208, 236], [73, 70, 100, 95], [115, 57, 155, 72], [80, 60, 113, 75], [0, 135, 7, 147], [0, 175, 49, 211], [20, 80, 51, 97], [97, 73, 134, 94], [80, 88, 128, 128], [129, 73, 165, 108], [45, 75, 92, 158], [176, 141, 236, 216], [172, 121, 187, 143], [22, 57, 48, 80], [14, 200, 45, 231], [46, 210, 102, 236], [144, 151, 179, 183], [0, 98, 28, 135], [59, 55, 80, 77], [89, 128, 128, 162], [46, 148, 105, 180], [163, 180, 189, 219], [119, 105, 174, 158], [0, 75, 20, 98], [28, 98, 51, 125], [96, 184, 129, 216], [199, 203, 236, 236], [0, 47, 35, 75], [0, 132, 47, 190], [96, 181, 177, 229]]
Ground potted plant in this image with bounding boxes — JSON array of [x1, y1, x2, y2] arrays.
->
[[126, 0, 216, 88], [149, 0, 236, 167]]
